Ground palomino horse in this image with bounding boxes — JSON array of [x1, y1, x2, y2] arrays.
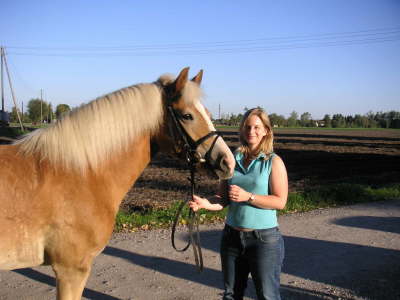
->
[[0, 67, 235, 300]]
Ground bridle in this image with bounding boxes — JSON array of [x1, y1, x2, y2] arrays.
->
[[166, 105, 221, 166], [167, 105, 221, 272]]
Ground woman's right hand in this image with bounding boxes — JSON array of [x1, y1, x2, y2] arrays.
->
[[189, 195, 210, 211]]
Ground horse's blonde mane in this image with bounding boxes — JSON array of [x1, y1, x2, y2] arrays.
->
[[16, 75, 203, 173], [17, 82, 164, 173]]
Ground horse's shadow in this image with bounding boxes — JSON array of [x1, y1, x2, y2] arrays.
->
[[13, 268, 120, 300]]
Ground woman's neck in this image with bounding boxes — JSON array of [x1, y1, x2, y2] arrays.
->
[[246, 146, 258, 158]]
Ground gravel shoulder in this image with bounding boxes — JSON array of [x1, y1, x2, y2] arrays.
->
[[1, 200, 399, 300]]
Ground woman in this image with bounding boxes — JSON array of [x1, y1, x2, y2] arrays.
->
[[189, 108, 288, 300]]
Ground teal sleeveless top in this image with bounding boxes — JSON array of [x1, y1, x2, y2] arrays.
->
[[226, 151, 278, 229]]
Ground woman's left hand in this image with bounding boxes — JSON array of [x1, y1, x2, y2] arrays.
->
[[229, 185, 250, 202]]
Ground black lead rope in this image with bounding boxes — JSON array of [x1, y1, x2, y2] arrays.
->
[[171, 165, 204, 272]]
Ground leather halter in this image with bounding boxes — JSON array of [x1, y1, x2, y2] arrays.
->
[[167, 105, 221, 272]]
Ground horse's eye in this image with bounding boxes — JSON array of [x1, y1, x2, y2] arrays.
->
[[182, 114, 193, 120]]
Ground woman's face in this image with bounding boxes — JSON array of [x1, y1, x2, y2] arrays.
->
[[243, 115, 268, 149]]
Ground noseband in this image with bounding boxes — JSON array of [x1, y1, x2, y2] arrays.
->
[[167, 105, 222, 272]]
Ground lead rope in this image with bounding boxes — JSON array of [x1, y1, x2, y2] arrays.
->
[[171, 163, 204, 272]]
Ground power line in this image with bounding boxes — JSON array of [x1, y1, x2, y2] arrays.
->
[[6, 27, 400, 50], [4, 27, 400, 57]]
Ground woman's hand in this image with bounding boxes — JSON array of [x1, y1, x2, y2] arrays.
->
[[189, 195, 211, 212], [229, 185, 250, 202]]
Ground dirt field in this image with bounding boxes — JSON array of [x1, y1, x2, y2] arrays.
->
[[121, 128, 400, 212]]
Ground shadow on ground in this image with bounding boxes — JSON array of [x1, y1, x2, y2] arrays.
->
[[13, 215, 400, 300]]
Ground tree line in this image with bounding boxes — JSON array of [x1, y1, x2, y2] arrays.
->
[[216, 107, 400, 129], [7, 100, 400, 129], [9, 99, 71, 124]]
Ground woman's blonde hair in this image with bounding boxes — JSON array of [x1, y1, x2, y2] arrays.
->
[[238, 108, 274, 159]]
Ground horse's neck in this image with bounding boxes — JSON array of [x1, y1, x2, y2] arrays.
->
[[94, 134, 152, 212]]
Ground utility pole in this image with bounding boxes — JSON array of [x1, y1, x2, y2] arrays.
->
[[40, 89, 43, 124], [1, 47, 24, 130], [48, 101, 51, 123], [1, 47, 4, 121]]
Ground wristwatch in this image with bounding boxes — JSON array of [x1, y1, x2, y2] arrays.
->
[[248, 193, 256, 203]]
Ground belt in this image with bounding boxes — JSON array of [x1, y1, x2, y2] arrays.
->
[[225, 224, 278, 234]]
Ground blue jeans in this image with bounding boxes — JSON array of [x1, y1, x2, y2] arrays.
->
[[220, 224, 284, 300]]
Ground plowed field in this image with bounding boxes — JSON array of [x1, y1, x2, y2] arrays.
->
[[121, 128, 400, 212]]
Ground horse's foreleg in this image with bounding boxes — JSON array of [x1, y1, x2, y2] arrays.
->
[[52, 263, 92, 300]]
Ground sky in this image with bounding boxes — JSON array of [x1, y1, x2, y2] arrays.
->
[[1, 0, 399, 120]]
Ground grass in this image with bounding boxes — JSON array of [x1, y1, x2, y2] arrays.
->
[[115, 183, 400, 232], [281, 183, 400, 214]]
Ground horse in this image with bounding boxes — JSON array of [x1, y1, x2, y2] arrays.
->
[[0, 67, 235, 300]]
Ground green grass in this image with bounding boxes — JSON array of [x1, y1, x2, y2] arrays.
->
[[116, 201, 227, 232], [115, 183, 400, 232], [281, 183, 400, 214], [9, 122, 48, 129]]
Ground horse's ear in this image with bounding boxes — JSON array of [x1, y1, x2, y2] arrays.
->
[[173, 67, 190, 93], [191, 69, 203, 85]]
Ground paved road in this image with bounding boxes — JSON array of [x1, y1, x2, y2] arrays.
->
[[1, 200, 399, 300]]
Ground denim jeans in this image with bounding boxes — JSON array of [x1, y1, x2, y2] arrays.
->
[[220, 224, 284, 300]]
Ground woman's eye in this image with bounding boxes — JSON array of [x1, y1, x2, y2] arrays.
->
[[182, 114, 193, 120]]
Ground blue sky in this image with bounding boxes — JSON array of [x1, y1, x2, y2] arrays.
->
[[1, 0, 399, 119]]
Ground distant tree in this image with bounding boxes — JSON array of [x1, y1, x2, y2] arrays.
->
[[23, 112, 32, 123], [47, 103, 55, 123], [27, 98, 51, 123], [331, 114, 346, 128], [269, 113, 286, 127], [323, 114, 331, 128], [300, 112, 312, 127], [9, 106, 20, 123], [287, 111, 298, 127], [277, 114, 287, 127], [345, 115, 354, 127], [56, 104, 71, 119], [387, 111, 400, 128]]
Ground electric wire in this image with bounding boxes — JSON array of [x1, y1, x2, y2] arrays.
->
[[4, 27, 400, 57]]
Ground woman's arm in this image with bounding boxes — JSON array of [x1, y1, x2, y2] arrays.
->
[[229, 155, 288, 210], [189, 180, 229, 212]]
